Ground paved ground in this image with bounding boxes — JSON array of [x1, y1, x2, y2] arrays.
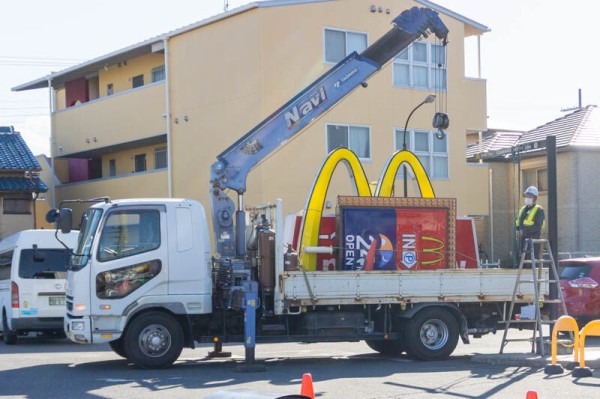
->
[[1, 328, 599, 398]]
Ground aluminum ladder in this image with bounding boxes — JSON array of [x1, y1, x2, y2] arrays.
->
[[499, 239, 568, 356]]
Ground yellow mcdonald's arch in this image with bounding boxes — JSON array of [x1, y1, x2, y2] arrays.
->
[[421, 236, 445, 265], [298, 148, 437, 270], [299, 148, 371, 270], [374, 150, 435, 198]]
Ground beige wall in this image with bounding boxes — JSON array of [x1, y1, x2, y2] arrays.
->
[[53, 0, 490, 240], [0, 198, 34, 240], [166, 0, 489, 218]]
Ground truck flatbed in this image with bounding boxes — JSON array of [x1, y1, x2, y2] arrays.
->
[[281, 268, 549, 307]]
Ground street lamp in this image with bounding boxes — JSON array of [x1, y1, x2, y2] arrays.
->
[[402, 94, 436, 197]]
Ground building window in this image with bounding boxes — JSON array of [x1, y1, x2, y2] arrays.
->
[[324, 28, 368, 64], [107, 83, 114, 96], [393, 42, 447, 90], [132, 74, 144, 89], [395, 129, 448, 179], [523, 168, 547, 193], [3, 198, 31, 214], [109, 159, 116, 177], [134, 154, 147, 173], [327, 124, 371, 160], [154, 147, 167, 169], [152, 66, 165, 83]]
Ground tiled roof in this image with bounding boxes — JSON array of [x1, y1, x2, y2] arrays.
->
[[0, 131, 41, 170], [517, 105, 600, 148], [0, 176, 48, 192], [467, 106, 600, 160]]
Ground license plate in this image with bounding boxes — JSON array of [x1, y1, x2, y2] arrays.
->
[[49, 296, 65, 306]]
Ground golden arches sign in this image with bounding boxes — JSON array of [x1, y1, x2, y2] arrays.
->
[[299, 148, 436, 270]]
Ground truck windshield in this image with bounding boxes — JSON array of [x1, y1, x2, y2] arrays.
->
[[71, 208, 103, 269], [19, 248, 70, 279]]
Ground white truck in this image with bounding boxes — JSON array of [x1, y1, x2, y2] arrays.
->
[[49, 7, 549, 369]]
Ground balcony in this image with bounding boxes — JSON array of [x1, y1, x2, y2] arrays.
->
[[53, 82, 166, 157], [57, 169, 168, 205], [457, 77, 487, 132]]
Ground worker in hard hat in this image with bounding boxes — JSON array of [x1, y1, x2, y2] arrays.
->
[[515, 186, 546, 261]]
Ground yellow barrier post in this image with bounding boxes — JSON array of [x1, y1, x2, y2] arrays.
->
[[572, 320, 600, 378], [544, 315, 579, 375]]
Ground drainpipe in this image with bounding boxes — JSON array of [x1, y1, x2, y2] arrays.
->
[[164, 37, 173, 198], [48, 77, 56, 209], [488, 168, 494, 261]]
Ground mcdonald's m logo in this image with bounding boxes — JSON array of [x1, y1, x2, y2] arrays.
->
[[298, 148, 441, 271]]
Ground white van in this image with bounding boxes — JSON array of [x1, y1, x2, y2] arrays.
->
[[0, 230, 78, 344]]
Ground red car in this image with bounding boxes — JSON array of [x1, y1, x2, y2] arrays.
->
[[559, 257, 600, 324]]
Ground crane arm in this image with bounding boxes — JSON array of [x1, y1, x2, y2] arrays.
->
[[210, 7, 448, 257]]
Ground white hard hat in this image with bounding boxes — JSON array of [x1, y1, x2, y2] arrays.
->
[[524, 186, 538, 197]]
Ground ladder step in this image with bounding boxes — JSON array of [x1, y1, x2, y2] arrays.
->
[[502, 338, 535, 343], [499, 319, 537, 324]]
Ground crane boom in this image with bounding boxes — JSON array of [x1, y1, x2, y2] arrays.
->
[[210, 7, 448, 257]]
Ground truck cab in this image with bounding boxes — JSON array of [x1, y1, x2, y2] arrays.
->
[[64, 198, 212, 346]]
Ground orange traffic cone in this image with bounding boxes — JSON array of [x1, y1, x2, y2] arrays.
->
[[526, 391, 538, 399], [300, 373, 315, 399]]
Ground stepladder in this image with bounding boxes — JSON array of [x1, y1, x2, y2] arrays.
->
[[499, 238, 568, 356]]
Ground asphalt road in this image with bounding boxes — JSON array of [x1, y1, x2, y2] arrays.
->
[[0, 331, 599, 399]]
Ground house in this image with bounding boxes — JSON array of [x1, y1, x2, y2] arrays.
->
[[468, 105, 600, 265], [13, 0, 491, 250], [0, 126, 48, 239]]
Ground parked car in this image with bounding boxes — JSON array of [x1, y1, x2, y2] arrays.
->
[[559, 257, 600, 325]]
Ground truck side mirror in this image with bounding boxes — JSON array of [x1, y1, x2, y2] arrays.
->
[[46, 208, 73, 233], [58, 208, 73, 234]]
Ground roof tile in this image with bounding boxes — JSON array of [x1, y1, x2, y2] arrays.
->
[[0, 131, 41, 170]]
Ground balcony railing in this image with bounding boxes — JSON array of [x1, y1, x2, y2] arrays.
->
[[54, 82, 166, 156]]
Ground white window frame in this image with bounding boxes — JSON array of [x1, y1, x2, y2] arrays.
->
[[393, 42, 447, 90], [326, 123, 372, 161], [323, 27, 369, 64], [394, 128, 449, 180], [154, 146, 167, 170], [152, 65, 165, 83]]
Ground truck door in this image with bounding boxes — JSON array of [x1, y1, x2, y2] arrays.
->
[[91, 205, 168, 317]]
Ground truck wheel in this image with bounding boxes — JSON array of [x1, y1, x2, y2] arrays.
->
[[365, 339, 405, 356], [2, 313, 17, 345], [123, 312, 183, 369], [404, 308, 458, 361], [108, 337, 128, 359]]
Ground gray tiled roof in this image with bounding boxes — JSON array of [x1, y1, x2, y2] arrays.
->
[[0, 131, 41, 171], [467, 106, 600, 160], [0, 176, 48, 192], [516, 105, 600, 148]]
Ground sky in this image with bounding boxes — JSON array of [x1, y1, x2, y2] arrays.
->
[[1, 0, 598, 156]]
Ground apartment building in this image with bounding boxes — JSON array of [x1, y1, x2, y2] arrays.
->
[[14, 0, 490, 235]]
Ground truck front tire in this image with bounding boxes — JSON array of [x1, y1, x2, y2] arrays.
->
[[123, 312, 184, 369], [108, 337, 128, 359], [404, 307, 458, 361]]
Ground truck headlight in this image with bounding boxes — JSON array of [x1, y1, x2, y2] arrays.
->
[[71, 321, 85, 331]]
